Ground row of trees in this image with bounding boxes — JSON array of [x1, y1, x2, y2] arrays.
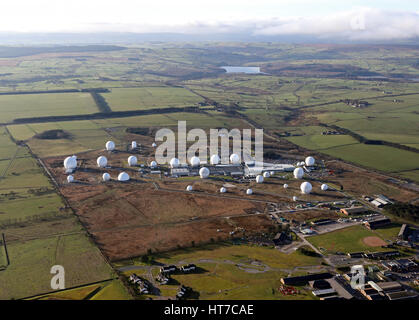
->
[[384, 203, 419, 222]]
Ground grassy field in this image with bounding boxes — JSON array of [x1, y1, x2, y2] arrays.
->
[[103, 87, 204, 111], [118, 243, 322, 300], [29, 279, 131, 300], [307, 225, 391, 254], [0, 233, 115, 300], [0, 93, 98, 123], [7, 111, 247, 157]]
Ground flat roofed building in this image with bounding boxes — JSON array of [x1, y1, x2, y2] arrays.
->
[[171, 168, 190, 176], [312, 288, 336, 297], [281, 273, 333, 286], [365, 217, 391, 230], [340, 206, 368, 215], [386, 291, 418, 300], [374, 281, 403, 293]]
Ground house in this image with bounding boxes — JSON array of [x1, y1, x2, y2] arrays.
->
[[160, 265, 178, 274], [340, 207, 368, 216], [181, 264, 197, 273], [364, 216, 391, 230], [156, 273, 171, 285], [129, 273, 150, 294], [176, 285, 191, 300]]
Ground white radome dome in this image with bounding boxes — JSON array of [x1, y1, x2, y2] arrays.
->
[[283, 184, 289, 189], [170, 158, 180, 168], [293, 167, 304, 179], [300, 182, 313, 194], [64, 156, 77, 170], [256, 175, 264, 184], [150, 161, 157, 168], [321, 184, 329, 191], [128, 156, 138, 166], [210, 154, 220, 165], [186, 185, 193, 192], [102, 173, 111, 182], [230, 153, 240, 165], [67, 175, 74, 183], [97, 156, 108, 168], [118, 172, 130, 181], [246, 188, 253, 195], [199, 167, 210, 179], [131, 141, 137, 149], [305, 156, 315, 167], [106, 141, 115, 151], [152, 142, 157, 148], [263, 172, 270, 178], [220, 187, 227, 193], [190, 156, 200, 167]]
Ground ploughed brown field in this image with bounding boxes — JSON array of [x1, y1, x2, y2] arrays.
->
[[44, 152, 272, 261]]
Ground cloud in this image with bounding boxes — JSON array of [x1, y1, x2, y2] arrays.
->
[[78, 8, 419, 41], [1, 4, 418, 42], [252, 8, 419, 41]]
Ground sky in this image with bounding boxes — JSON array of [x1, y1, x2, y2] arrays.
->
[[0, 0, 418, 41]]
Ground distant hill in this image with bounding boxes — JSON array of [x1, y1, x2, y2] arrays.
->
[[0, 45, 126, 58]]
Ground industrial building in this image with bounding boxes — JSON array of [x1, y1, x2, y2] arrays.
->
[[340, 206, 369, 216], [364, 216, 391, 230]]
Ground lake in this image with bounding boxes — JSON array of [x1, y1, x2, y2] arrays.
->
[[221, 66, 261, 74]]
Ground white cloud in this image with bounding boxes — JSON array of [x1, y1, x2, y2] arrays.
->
[[253, 8, 419, 41], [0, 2, 418, 41]]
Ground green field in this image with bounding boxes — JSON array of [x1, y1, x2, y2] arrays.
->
[[0, 93, 98, 123], [0, 234, 115, 300], [119, 243, 322, 300], [29, 279, 131, 300], [103, 87, 204, 111], [307, 225, 390, 254]]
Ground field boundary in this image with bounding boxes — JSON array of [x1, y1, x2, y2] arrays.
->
[[5, 106, 203, 125], [20, 277, 118, 300]]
